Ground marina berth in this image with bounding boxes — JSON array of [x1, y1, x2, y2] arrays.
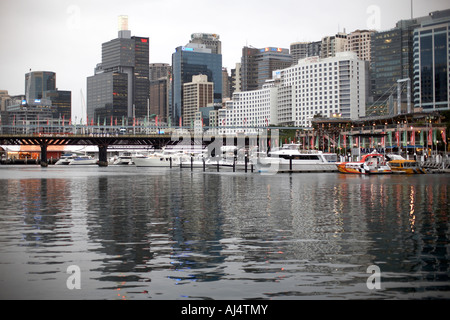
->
[[337, 152, 392, 174]]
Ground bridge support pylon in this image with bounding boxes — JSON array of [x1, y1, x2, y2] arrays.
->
[[98, 144, 109, 167], [40, 144, 48, 167]]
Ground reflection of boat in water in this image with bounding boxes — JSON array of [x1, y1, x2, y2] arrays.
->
[[69, 155, 98, 166], [337, 152, 392, 174], [252, 143, 338, 173], [386, 154, 426, 174], [55, 154, 78, 165], [132, 149, 183, 167]]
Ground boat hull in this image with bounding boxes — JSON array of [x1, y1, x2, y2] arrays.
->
[[389, 160, 427, 174], [336, 163, 392, 175], [133, 156, 180, 167], [69, 160, 98, 165]]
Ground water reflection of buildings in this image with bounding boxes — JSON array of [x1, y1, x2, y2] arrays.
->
[[12, 178, 73, 246], [3, 170, 448, 298], [216, 173, 449, 294]]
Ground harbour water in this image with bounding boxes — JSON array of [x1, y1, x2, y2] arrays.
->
[[0, 165, 449, 300]]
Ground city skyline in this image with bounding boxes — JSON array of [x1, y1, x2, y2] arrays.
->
[[0, 0, 449, 122]]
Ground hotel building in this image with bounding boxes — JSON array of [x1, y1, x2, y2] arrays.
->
[[219, 52, 367, 131]]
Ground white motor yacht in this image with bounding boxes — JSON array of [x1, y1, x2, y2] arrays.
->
[[69, 155, 98, 166], [132, 149, 183, 167], [252, 143, 338, 173], [113, 152, 146, 165], [55, 154, 78, 165]]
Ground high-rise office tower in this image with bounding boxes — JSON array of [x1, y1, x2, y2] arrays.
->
[[24, 71, 71, 119], [25, 71, 56, 101], [149, 63, 171, 81], [290, 41, 322, 64], [149, 63, 171, 123], [189, 33, 222, 54], [413, 10, 450, 111], [172, 42, 222, 125], [87, 16, 149, 122], [370, 13, 432, 109], [240, 46, 292, 92]]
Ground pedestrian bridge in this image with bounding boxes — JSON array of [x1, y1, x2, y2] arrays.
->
[[0, 131, 280, 166]]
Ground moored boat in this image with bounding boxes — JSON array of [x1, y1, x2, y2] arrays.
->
[[113, 152, 146, 165], [252, 143, 338, 173], [386, 154, 426, 174], [55, 154, 78, 165], [132, 149, 183, 167], [337, 152, 392, 174], [69, 155, 98, 165]]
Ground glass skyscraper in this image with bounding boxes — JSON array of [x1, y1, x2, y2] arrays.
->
[[370, 9, 450, 113], [172, 43, 222, 125], [413, 13, 450, 110], [25, 71, 56, 101]]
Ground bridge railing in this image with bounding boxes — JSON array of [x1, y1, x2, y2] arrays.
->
[[0, 124, 307, 137]]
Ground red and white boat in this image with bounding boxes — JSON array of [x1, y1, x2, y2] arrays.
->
[[337, 152, 392, 175]]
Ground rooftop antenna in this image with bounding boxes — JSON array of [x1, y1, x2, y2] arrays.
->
[[411, 0, 414, 19]]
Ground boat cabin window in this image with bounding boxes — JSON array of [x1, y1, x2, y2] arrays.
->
[[323, 154, 338, 162], [279, 155, 320, 160]]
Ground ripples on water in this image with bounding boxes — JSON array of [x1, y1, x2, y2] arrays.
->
[[0, 166, 449, 300]]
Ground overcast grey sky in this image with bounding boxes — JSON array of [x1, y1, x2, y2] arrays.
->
[[1, 0, 449, 121]]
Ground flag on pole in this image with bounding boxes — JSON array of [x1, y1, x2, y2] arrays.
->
[[442, 130, 447, 145], [403, 131, 407, 147], [410, 130, 415, 146]]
